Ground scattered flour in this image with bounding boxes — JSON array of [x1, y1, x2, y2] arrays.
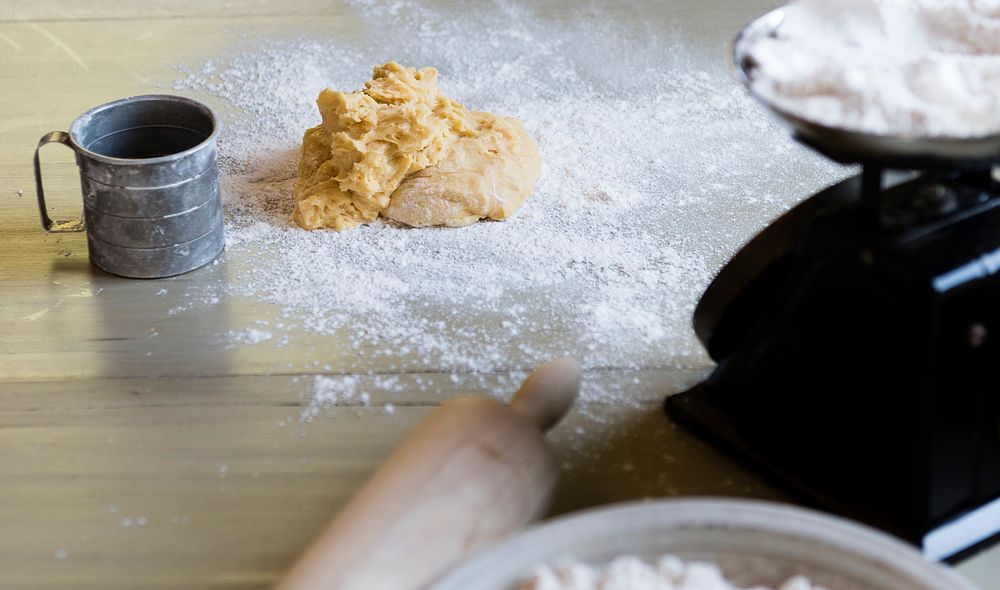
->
[[521, 555, 824, 590], [745, 0, 1000, 137], [301, 375, 361, 421], [173, 0, 848, 406], [108, 508, 149, 529], [225, 327, 273, 346]]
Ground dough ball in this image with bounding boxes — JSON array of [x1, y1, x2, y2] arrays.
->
[[381, 114, 541, 227], [293, 62, 476, 231], [292, 61, 541, 231]]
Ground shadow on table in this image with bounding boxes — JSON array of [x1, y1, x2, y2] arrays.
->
[[50, 251, 236, 382], [550, 402, 788, 516]]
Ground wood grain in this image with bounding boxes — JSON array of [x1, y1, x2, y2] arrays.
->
[[1, 1, 996, 589]]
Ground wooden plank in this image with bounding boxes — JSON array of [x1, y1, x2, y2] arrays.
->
[[2, 0, 615, 23], [0, 401, 420, 590], [0, 374, 779, 590], [2, 0, 353, 22], [0, 369, 709, 404]]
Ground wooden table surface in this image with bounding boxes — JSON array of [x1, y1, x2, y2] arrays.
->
[[1, 1, 997, 588]]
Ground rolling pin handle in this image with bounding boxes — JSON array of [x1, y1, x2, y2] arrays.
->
[[510, 357, 581, 431]]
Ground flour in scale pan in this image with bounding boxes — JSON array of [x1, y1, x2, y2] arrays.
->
[[746, 0, 1000, 137]]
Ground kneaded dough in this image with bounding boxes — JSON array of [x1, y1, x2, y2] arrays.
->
[[381, 112, 540, 227], [293, 62, 541, 231]]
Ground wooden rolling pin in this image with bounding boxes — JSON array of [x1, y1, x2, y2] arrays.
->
[[276, 357, 581, 590]]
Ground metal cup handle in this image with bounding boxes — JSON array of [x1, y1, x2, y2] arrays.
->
[[34, 130, 85, 233]]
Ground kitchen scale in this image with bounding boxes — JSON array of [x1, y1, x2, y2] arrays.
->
[[666, 8, 1000, 562]]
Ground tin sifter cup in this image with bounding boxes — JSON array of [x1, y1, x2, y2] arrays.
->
[[33, 94, 225, 279]]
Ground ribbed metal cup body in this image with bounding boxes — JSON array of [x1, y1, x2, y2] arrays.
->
[[69, 95, 224, 278]]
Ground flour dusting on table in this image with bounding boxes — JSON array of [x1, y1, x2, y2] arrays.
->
[[174, 0, 846, 406]]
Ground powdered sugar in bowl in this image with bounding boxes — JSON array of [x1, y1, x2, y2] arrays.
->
[[429, 499, 977, 590]]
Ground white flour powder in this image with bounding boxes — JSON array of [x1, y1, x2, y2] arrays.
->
[[174, 0, 847, 407], [746, 0, 1000, 137], [521, 556, 823, 590], [301, 375, 362, 421]]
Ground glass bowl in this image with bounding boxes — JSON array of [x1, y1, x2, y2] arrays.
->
[[430, 499, 978, 590]]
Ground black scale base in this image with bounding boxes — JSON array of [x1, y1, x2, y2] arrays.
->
[[666, 168, 1000, 561]]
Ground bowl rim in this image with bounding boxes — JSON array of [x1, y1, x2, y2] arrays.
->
[[430, 498, 979, 590]]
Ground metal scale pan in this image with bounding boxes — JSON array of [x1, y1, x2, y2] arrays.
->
[[733, 7, 1000, 171]]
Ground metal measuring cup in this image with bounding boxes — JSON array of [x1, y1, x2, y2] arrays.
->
[[33, 94, 225, 278]]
